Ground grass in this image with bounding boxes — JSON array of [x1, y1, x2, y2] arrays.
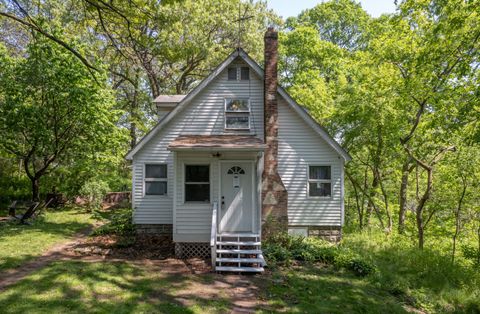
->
[[341, 231, 480, 313], [2, 207, 479, 313], [260, 265, 409, 314], [0, 260, 231, 314], [0, 207, 94, 271]]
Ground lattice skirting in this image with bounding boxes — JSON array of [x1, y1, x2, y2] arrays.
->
[[175, 242, 210, 259]]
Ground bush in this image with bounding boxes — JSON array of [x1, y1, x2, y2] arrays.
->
[[263, 232, 376, 276], [462, 244, 480, 267], [92, 207, 134, 236], [79, 179, 110, 211]]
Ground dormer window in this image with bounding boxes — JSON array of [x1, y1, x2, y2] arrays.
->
[[227, 66, 250, 81], [225, 99, 250, 130]]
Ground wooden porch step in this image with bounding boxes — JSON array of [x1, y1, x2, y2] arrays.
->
[[216, 258, 263, 263], [217, 233, 260, 237], [215, 266, 264, 273], [216, 249, 262, 254], [217, 241, 261, 246]]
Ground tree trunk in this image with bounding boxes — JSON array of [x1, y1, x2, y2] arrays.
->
[[417, 207, 424, 249], [415, 169, 433, 250], [31, 177, 40, 201], [130, 122, 137, 149], [368, 173, 385, 229], [477, 224, 480, 266], [399, 157, 412, 234], [351, 179, 363, 229], [451, 179, 467, 263], [378, 171, 392, 232]]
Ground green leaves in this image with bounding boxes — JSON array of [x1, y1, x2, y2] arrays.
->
[[0, 36, 126, 198]]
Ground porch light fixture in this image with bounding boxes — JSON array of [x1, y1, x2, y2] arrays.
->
[[212, 152, 222, 158]]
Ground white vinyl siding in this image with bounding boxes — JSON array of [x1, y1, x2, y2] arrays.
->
[[278, 98, 343, 226], [132, 58, 264, 232]]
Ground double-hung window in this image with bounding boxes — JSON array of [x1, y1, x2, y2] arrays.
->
[[225, 98, 250, 130], [185, 165, 210, 202], [145, 164, 167, 195], [308, 166, 332, 197]]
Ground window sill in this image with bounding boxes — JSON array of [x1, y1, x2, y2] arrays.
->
[[307, 196, 333, 200]]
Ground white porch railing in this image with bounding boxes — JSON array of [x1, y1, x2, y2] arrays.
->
[[210, 201, 218, 268]]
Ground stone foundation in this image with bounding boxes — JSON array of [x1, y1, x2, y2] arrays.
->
[[308, 226, 342, 243], [175, 242, 210, 259], [136, 224, 173, 236]]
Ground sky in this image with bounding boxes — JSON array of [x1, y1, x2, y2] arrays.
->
[[266, 0, 397, 18]]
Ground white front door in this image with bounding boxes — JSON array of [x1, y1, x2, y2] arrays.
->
[[219, 161, 254, 233]]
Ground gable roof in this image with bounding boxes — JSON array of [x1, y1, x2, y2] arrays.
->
[[154, 94, 186, 104], [126, 48, 351, 161]]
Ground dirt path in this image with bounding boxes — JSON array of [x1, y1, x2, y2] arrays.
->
[[0, 226, 94, 292], [0, 232, 267, 313]]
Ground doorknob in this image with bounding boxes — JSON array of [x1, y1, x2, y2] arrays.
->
[[221, 196, 225, 208]]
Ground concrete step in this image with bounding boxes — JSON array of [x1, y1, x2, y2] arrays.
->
[[215, 266, 264, 273]]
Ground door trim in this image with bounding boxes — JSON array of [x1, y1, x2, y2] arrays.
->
[[218, 160, 256, 233]]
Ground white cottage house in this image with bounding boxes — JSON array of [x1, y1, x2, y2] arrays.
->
[[126, 28, 351, 272]]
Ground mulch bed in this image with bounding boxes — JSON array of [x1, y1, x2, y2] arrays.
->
[[69, 234, 175, 260]]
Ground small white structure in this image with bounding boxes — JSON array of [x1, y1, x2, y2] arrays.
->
[[126, 28, 350, 272]]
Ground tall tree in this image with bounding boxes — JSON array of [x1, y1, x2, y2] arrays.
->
[[0, 37, 121, 201]]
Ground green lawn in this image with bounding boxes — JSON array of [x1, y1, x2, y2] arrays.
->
[[0, 259, 417, 314], [260, 265, 409, 314], [341, 232, 480, 313], [0, 207, 94, 271], [0, 260, 231, 314]]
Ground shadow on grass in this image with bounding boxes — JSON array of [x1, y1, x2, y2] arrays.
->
[[0, 260, 233, 314], [0, 208, 93, 271], [0, 211, 92, 241], [341, 233, 480, 312], [259, 265, 409, 314]]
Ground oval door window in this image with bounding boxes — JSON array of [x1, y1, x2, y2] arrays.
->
[[227, 166, 245, 188]]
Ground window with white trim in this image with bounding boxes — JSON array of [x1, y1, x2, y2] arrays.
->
[[225, 99, 250, 130], [185, 165, 210, 202], [227, 66, 250, 81], [145, 164, 167, 195], [308, 166, 332, 197]]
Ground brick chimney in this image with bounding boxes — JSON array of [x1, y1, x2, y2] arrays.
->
[[262, 27, 288, 238]]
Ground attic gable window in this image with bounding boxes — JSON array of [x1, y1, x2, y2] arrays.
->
[[228, 67, 237, 80], [225, 99, 250, 130], [240, 67, 250, 80], [227, 66, 250, 80]]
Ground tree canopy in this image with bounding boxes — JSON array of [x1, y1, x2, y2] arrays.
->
[[0, 0, 479, 255]]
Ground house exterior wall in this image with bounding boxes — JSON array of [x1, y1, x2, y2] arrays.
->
[[132, 58, 264, 236], [131, 55, 346, 241], [277, 97, 344, 227]]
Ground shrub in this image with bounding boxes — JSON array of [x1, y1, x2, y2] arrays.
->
[[92, 208, 134, 236], [462, 245, 480, 267], [263, 232, 376, 276], [79, 179, 110, 211]]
